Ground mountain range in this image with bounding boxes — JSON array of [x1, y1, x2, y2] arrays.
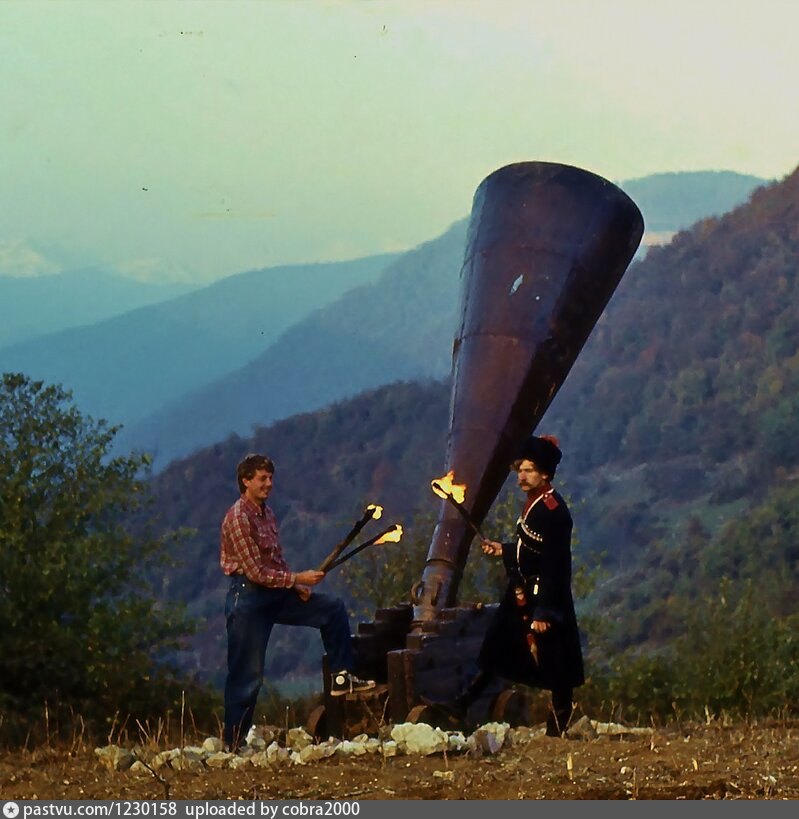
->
[[0, 254, 395, 430], [121, 170, 769, 465], [616, 170, 766, 231], [0, 169, 769, 469], [0, 268, 194, 349]]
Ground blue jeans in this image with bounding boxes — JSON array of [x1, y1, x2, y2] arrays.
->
[[223, 576, 354, 747]]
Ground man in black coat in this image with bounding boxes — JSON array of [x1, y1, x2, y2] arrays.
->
[[442, 435, 584, 736]]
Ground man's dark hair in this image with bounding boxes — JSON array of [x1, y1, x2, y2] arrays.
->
[[237, 453, 275, 494]]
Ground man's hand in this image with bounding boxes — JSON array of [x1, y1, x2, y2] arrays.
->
[[295, 584, 312, 602], [481, 539, 502, 556], [295, 569, 325, 586], [531, 619, 550, 633]]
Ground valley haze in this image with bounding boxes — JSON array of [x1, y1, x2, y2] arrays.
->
[[1, 0, 797, 283]]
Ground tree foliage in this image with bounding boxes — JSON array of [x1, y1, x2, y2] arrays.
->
[[0, 373, 199, 728], [584, 578, 799, 722], [582, 483, 799, 720]]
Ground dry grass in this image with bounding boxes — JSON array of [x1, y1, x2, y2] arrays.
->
[[1, 710, 797, 800]]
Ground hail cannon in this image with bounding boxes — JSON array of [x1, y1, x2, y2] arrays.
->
[[308, 161, 644, 737]]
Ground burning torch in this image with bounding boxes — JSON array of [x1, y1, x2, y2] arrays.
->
[[430, 471, 488, 542], [323, 524, 404, 571], [317, 504, 384, 572]]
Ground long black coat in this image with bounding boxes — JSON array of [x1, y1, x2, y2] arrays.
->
[[478, 487, 584, 691]]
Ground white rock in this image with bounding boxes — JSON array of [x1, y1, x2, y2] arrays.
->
[[390, 722, 449, 755], [202, 737, 225, 753], [170, 753, 204, 772], [320, 739, 340, 758], [205, 752, 234, 769], [129, 760, 151, 776], [286, 727, 313, 751], [447, 732, 468, 753], [151, 752, 172, 771], [299, 744, 329, 763], [266, 741, 290, 765], [94, 745, 135, 772], [336, 740, 368, 756], [246, 724, 277, 749], [565, 716, 598, 740], [593, 721, 653, 736], [229, 755, 252, 770], [381, 740, 398, 758], [471, 722, 509, 755]]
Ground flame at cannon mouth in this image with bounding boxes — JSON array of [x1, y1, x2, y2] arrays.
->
[[430, 471, 467, 504], [374, 524, 403, 545], [366, 504, 383, 520]]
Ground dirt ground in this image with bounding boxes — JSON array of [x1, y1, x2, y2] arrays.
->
[[1, 720, 797, 801]]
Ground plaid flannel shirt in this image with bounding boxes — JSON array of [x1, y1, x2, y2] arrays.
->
[[220, 495, 296, 588]]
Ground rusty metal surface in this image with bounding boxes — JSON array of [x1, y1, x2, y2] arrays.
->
[[412, 161, 644, 626]]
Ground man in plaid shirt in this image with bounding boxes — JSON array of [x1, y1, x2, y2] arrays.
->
[[221, 453, 374, 750]]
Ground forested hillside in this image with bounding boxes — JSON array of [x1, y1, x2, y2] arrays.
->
[[554, 166, 799, 475], [548, 164, 799, 573]]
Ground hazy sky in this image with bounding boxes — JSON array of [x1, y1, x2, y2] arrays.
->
[[1, 0, 797, 283]]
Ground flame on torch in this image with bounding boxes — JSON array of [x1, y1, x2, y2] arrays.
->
[[374, 524, 403, 544], [430, 471, 466, 504], [325, 524, 404, 570], [317, 502, 385, 572], [430, 470, 487, 541]]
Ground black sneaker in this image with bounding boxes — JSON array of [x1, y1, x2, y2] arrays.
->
[[330, 670, 376, 696]]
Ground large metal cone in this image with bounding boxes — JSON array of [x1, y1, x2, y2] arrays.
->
[[412, 161, 644, 625]]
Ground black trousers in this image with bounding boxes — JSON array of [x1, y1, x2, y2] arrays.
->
[[460, 671, 574, 736], [223, 576, 354, 748]]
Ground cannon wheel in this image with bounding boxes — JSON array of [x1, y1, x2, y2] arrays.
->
[[407, 703, 463, 731], [491, 689, 531, 726], [306, 704, 328, 740], [407, 704, 437, 725]]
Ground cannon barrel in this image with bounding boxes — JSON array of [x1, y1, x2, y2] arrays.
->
[[411, 161, 644, 626]]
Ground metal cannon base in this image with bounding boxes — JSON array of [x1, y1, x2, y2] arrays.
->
[[306, 605, 541, 739]]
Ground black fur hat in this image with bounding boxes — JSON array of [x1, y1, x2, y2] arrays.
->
[[516, 435, 562, 477]]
